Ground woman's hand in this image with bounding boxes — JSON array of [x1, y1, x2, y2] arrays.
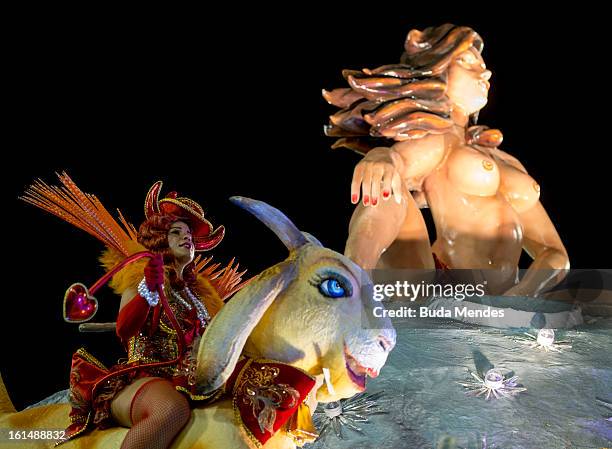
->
[[351, 147, 405, 206], [144, 254, 164, 291]]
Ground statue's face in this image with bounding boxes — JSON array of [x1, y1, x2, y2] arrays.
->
[[446, 48, 492, 115], [167, 220, 195, 264]]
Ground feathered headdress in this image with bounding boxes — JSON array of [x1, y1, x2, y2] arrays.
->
[[20, 172, 249, 301], [144, 181, 225, 252]]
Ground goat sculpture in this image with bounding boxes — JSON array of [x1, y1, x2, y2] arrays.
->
[[0, 197, 396, 449]]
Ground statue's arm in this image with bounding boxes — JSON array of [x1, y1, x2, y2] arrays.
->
[[504, 200, 570, 296]]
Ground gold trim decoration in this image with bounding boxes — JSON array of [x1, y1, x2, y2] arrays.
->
[[233, 397, 263, 449], [175, 385, 224, 402], [75, 348, 108, 371], [54, 411, 91, 447], [159, 320, 178, 336]]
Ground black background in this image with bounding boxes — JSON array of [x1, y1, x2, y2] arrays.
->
[[4, 7, 610, 410]]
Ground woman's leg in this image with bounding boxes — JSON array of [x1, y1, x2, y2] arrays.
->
[[111, 377, 190, 449]]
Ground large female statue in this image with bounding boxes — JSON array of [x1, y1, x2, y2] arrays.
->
[[323, 24, 569, 296]]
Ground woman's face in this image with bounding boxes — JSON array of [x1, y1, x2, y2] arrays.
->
[[167, 220, 195, 264], [446, 48, 492, 115]]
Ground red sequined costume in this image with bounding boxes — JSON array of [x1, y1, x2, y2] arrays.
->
[[20, 174, 250, 445], [63, 260, 228, 443]]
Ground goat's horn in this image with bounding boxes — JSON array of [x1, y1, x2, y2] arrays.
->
[[230, 196, 313, 251]]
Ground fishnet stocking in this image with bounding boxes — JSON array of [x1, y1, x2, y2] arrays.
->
[[120, 379, 190, 449]]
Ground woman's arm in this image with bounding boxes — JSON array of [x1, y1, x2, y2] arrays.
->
[[346, 140, 440, 269], [504, 200, 570, 297], [350, 135, 445, 207], [115, 255, 164, 344], [116, 287, 152, 344], [350, 147, 405, 206]]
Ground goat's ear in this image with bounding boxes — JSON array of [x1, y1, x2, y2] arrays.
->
[[195, 260, 297, 393]]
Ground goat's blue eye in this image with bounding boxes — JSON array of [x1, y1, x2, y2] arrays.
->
[[319, 278, 347, 298]]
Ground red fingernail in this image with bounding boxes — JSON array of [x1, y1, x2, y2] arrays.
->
[[351, 194, 358, 203], [363, 195, 370, 205], [372, 197, 378, 206], [383, 190, 390, 198]]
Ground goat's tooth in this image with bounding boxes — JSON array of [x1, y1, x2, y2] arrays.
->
[[366, 367, 379, 378], [323, 367, 336, 395]]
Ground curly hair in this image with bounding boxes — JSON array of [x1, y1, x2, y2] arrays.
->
[[137, 214, 196, 286], [323, 24, 488, 154]]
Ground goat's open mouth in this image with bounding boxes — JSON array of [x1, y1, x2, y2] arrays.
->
[[344, 346, 379, 391]]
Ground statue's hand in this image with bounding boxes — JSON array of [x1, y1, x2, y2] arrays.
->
[[351, 147, 404, 207]]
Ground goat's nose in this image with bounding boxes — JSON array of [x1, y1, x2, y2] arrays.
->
[[378, 335, 393, 352]]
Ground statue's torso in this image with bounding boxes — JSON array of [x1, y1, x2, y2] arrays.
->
[[397, 135, 540, 292]]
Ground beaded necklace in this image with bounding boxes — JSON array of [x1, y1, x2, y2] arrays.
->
[[169, 286, 211, 325]]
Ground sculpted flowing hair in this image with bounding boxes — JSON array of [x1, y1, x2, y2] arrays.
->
[[323, 24, 497, 154], [137, 214, 197, 285]]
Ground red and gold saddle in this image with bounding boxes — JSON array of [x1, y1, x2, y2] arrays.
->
[[61, 351, 318, 448], [225, 357, 318, 447]]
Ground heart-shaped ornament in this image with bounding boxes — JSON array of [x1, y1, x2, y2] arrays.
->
[[63, 282, 98, 323]]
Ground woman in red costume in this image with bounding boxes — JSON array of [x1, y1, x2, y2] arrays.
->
[[21, 175, 248, 449]]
